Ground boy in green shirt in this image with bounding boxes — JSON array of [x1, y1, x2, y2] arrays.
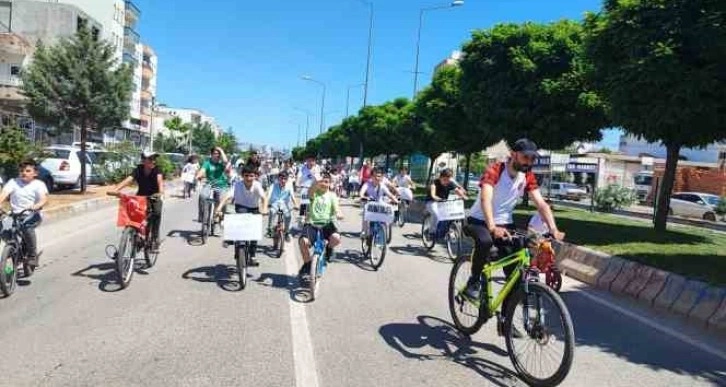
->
[[297, 172, 343, 280]]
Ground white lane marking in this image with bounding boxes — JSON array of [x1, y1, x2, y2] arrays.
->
[[283, 239, 320, 387], [572, 283, 726, 362]]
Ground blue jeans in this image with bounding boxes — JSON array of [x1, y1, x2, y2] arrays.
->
[[20, 212, 42, 258]]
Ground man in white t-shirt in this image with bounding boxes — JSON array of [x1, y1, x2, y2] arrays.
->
[[296, 155, 322, 217], [0, 159, 49, 266], [463, 139, 564, 329], [359, 168, 399, 239], [216, 164, 268, 266]]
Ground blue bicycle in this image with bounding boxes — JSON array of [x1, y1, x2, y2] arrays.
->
[[361, 201, 394, 270], [303, 226, 329, 301]]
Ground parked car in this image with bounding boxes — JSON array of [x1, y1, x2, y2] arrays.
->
[[669, 192, 721, 222], [40, 146, 93, 190], [548, 182, 588, 201]]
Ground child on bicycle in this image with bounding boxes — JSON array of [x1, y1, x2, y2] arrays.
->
[[358, 168, 399, 239], [425, 168, 467, 235], [0, 159, 49, 266], [265, 171, 297, 241], [216, 164, 268, 267]]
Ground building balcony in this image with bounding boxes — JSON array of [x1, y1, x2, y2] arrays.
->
[[0, 33, 33, 57], [122, 52, 138, 67], [123, 27, 140, 52], [125, 1, 141, 29], [141, 89, 152, 100], [142, 65, 153, 80]]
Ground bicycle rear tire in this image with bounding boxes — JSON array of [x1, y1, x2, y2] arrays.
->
[[421, 214, 435, 250], [445, 222, 463, 261], [144, 227, 159, 268], [274, 228, 284, 258], [370, 224, 387, 270], [200, 204, 209, 245], [397, 202, 408, 227], [208, 202, 216, 237], [0, 244, 18, 297], [386, 222, 393, 245], [504, 281, 575, 387], [116, 227, 137, 289], [447, 255, 488, 335]]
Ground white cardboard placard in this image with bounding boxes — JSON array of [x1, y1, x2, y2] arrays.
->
[[432, 200, 465, 221], [223, 214, 263, 241], [363, 202, 395, 224], [182, 172, 196, 184], [397, 187, 414, 201]]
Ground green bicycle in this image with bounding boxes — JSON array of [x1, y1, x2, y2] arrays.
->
[[448, 231, 574, 387]]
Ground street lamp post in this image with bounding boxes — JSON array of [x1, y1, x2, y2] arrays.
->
[[302, 75, 327, 135], [149, 96, 156, 151], [358, 0, 373, 107], [293, 107, 312, 143], [346, 83, 365, 117], [412, 0, 464, 98]]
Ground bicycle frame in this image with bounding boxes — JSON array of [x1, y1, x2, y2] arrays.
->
[[476, 247, 531, 314]]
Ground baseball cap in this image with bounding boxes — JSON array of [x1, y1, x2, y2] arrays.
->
[[511, 138, 539, 157], [141, 150, 158, 159]]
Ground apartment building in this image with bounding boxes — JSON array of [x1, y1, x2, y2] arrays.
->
[[152, 106, 223, 138]]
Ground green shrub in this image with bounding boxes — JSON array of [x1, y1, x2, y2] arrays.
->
[[155, 154, 176, 179], [594, 184, 637, 212]]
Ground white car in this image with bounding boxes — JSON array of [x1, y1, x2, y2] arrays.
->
[[549, 182, 588, 201], [40, 146, 93, 189], [669, 192, 721, 222]]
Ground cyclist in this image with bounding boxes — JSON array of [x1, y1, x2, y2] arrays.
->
[[112, 151, 165, 252], [0, 159, 48, 267], [181, 154, 200, 197], [394, 167, 416, 191], [265, 171, 297, 241], [246, 150, 261, 173], [216, 164, 268, 267], [463, 139, 564, 314], [359, 168, 399, 239], [359, 160, 372, 186], [196, 147, 231, 223], [296, 154, 322, 219], [298, 172, 343, 281], [425, 168, 467, 236]]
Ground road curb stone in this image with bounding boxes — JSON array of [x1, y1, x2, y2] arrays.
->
[[670, 280, 709, 316], [637, 269, 670, 305]]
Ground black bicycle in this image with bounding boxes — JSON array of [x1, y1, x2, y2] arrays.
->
[[0, 209, 39, 297], [200, 183, 223, 244], [271, 208, 287, 258]]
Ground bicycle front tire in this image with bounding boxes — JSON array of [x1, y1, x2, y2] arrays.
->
[[0, 244, 18, 297], [116, 227, 137, 289], [236, 242, 248, 290], [447, 255, 488, 335], [445, 222, 463, 261], [309, 253, 319, 301], [369, 224, 387, 271], [504, 281, 575, 387], [421, 214, 435, 250]]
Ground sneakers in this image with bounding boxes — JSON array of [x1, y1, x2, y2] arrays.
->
[[298, 262, 312, 279], [247, 258, 260, 267], [25, 255, 38, 267], [463, 276, 481, 300], [324, 247, 334, 262]]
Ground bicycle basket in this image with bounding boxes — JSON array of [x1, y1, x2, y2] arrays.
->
[[300, 188, 310, 204], [363, 202, 395, 224], [222, 214, 263, 241], [432, 200, 465, 221], [397, 187, 413, 201], [117, 195, 148, 229]]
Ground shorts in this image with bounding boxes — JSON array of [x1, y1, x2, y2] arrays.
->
[[302, 222, 338, 242]]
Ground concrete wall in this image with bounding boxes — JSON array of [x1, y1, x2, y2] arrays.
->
[[9, 1, 101, 46], [54, 0, 125, 62]]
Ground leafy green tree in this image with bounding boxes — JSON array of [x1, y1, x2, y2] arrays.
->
[[192, 122, 216, 154], [414, 87, 455, 184], [163, 116, 191, 152], [217, 129, 239, 155], [585, 0, 726, 231], [21, 27, 133, 192], [460, 21, 609, 150], [0, 125, 36, 180]]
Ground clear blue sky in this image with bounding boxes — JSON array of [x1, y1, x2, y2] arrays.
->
[[135, 0, 618, 150]]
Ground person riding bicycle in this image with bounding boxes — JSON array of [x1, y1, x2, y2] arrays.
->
[[298, 172, 343, 281], [359, 168, 399, 239], [216, 164, 268, 267], [265, 171, 297, 241], [296, 154, 322, 218], [425, 168, 467, 236], [181, 154, 200, 197], [463, 138, 564, 308], [0, 159, 49, 267], [196, 147, 231, 223], [112, 151, 165, 252]]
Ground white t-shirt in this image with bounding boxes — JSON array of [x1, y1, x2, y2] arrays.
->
[[469, 163, 538, 225], [395, 174, 412, 188], [231, 180, 265, 208], [528, 213, 549, 235], [362, 183, 391, 202], [2, 178, 48, 213], [297, 164, 322, 188]]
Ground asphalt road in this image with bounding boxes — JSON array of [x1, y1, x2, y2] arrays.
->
[[0, 195, 724, 386]]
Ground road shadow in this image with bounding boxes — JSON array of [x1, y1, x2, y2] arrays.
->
[[390, 243, 451, 264], [334, 248, 376, 272], [559, 290, 726, 385], [254, 272, 311, 302], [181, 264, 245, 292], [71, 261, 124, 292], [167, 229, 205, 246], [379, 315, 520, 386], [340, 231, 361, 239]]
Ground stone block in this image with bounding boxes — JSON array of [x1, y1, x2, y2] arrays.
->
[[707, 297, 726, 331], [596, 257, 626, 289], [670, 280, 708, 315], [688, 287, 726, 324], [610, 261, 640, 294], [637, 269, 670, 305], [653, 274, 687, 310], [623, 265, 656, 298]]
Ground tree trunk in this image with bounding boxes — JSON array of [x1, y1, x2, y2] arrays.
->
[[426, 154, 436, 186], [79, 124, 88, 193], [654, 143, 681, 231], [463, 153, 472, 190], [385, 154, 390, 171]]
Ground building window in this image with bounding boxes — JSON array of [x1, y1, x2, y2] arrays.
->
[[10, 65, 20, 76], [77, 17, 86, 32], [91, 26, 100, 41]]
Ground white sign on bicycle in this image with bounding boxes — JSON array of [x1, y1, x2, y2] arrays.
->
[[300, 188, 310, 205], [223, 214, 263, 241], [397, 187, 413, 201], [363, 202, 395, 224], [182, 172, 196, 184], [432, 200, 465, 221]]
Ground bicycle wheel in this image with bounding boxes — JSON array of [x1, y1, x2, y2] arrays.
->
[[546, 268, 563, 292], [208, 202, 216, 237], [504, 281, 575, 387], [397, 201, 408, 227], [0, 244, 18, 297], [200, 203, 209, 245], [386, 222, 393, 245], [448, 255, 488, 335], [361, 227, 371, 258], [308, 253, 319, 301], [144, 225, 159, 269], [274, 226, 285, 258], [236, 242, 248, 290], [369, 223, 387, 270], [116, 227, 137, 289], [421, 213, 435, 250], [445, 222, 463, 261]]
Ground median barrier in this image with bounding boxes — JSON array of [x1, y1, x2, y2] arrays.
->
[[596, 257, 626, 289], [688, 287, 726, 324], [707, 297, 726, 331], [670, 280, 708, 316], [636, 269, 670, 305], [653, 274, 688, 310], [610, 261, 640, 294], [623, 265, 656, 298]]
